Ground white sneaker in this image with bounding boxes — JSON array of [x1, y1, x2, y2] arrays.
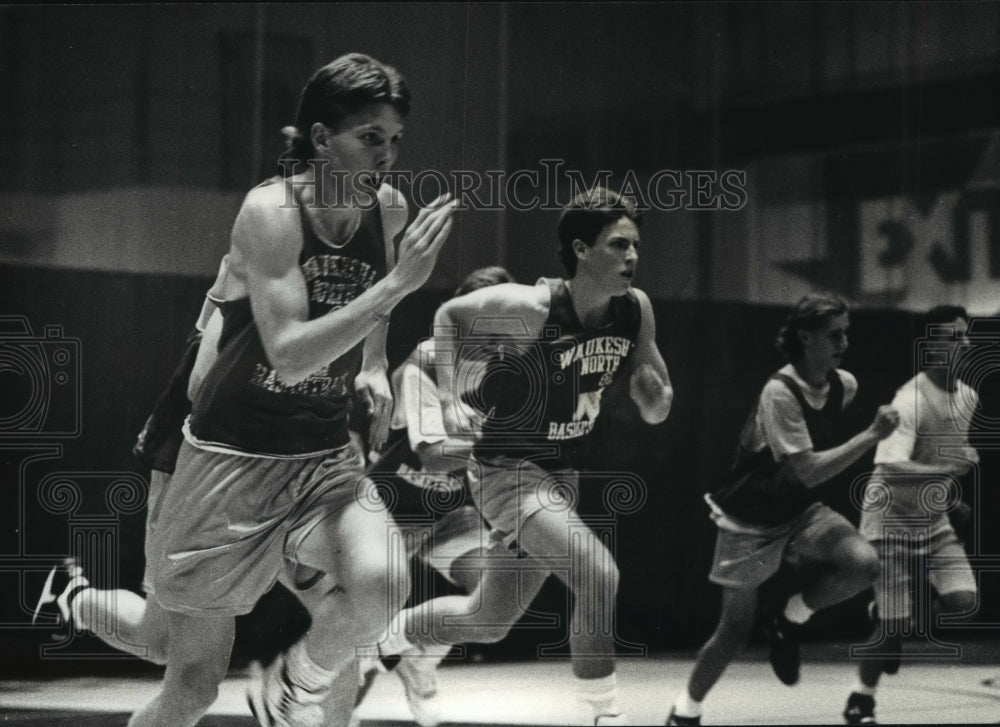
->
[[246, 652, 327, 727], [395, 645, 445, 727], [33, 557, 88, 626]]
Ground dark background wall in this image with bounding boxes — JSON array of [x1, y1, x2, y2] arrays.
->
[[2, 2, 1000, 675]]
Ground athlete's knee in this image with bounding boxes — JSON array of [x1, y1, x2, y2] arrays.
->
[[344, 560, 410, 624], [470, 622, 515, 644], [837, 538, 880, 584], [143, 638, 169, 665]]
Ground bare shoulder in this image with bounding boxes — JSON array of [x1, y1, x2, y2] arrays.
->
[[443, 281, 550, 336], [485, 282, 549, 316], [630, 286, 652, 305], [835, 368, 859, 394], [238, 179, 299, 232], [630, 287, 655, 315], [230, 180, 301, 274]]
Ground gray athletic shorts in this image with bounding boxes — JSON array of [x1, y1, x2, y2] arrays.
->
[[709, 502, 866, 589], [468, 455, 577, 549], [145, 439, 378, 616]]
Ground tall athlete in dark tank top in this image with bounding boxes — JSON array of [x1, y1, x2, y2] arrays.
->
[[426, 187, 673, 726], [127, 53, 458, 727]]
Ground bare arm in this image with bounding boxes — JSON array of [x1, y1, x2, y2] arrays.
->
[[432, 282, 548, 434], [628, 289, 673, 424], [786, 405, 900, 487], [232, 187, 453, 384], [187, 306, 223, 402], [354, 185, 410, 452]]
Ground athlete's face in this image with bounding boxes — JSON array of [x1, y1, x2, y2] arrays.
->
[[576, 216, 640, 293], [800, 313, 850, 373], [314, 102, 404, 202]]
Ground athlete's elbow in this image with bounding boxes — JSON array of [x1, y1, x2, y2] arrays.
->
[[265, 344, 315, 386], [785, 454, 824, 488], [791, 466, 825, 488], [634, 387, 673, 424], [638, 401, 671, 424]]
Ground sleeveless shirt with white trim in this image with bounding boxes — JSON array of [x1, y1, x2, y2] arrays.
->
[[472, 277, 641, 465], [189, 178, 387, 457]]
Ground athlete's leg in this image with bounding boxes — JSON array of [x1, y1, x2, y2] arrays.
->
[[667, 587, 758, 725], [801, 533, 879, 610], [791, 510, 880, 613], [74, 589, 170, 664], [688, 586, 758, 702], [127, 611, 235, 727], [518, 503, 619, 680], [931, 533, 978, 618], [396, 545, 550, 647], [290, 493, 409, 669]]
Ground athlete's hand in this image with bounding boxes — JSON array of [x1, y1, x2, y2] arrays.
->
[[629, 363, 673, 424], [355, 368, 393, 452], [870, 405, 901, 440], [390, 194, 456, 295]]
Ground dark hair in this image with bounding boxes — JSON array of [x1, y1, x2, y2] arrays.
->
[[923, 304, 969, 335], [454, 266, 514, 297], [279, 53, 410, 174], [557, 186, 643, 276], [776, 292, 849, 362]]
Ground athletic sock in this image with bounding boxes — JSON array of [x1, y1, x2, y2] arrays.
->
[[783, 592, 814, 625], [285, 640, 339, 695], [576, 673, 622, 718], [673, 690, 702, 718], [60, 573, 91, 625], [379, 611, 417, 657], [852, 682, 877, 697], [65, 583, 93, 626]]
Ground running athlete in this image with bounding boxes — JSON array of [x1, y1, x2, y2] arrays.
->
[[356, 266, 551, 727], [129, 53, 454, 727], [421, 187, 673, 726], [843, 305, 979, 725], [666, 292, 900, 726], [32, 265, 226, 666]]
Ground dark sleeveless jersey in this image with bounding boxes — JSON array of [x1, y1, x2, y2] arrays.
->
[[188, 179, 387, 456], [472, 278, 641, 466], [712, 370, 846, 527], [133, 326, 201, 473]]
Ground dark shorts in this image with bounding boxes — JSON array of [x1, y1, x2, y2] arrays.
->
[[709, 502, 866, 589]]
